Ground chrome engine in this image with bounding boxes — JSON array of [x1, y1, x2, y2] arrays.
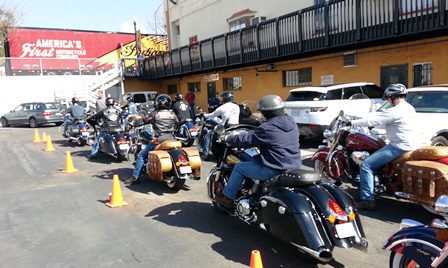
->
[[350, 151, 370, 165], [237, 199, 252, 216]]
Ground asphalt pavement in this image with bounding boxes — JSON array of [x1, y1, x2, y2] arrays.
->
[[0, 126, 436, 268]]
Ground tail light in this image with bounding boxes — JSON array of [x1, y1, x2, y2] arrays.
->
[[310, 107, 328, 112], [41, 112, 52, 117], [176, 155, 189, 166], [117, 136, 129, 145], [81, 126, 87, 131], [190, 125, 196, 132], [328, 199, 349, 223]]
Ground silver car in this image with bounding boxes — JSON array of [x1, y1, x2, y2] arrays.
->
[[0, 102, 65, 128]]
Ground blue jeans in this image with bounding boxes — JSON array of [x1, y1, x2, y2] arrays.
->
[[222, 160, 282, 199], [360, 144, 407, 201], [64, 116, 75, 133], [202, 118, 220, 157], [91, 130, 105, 157], [132, 143, 157, 178]]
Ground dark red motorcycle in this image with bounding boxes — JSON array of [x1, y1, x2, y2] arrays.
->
[[312, 110, 448, 213]]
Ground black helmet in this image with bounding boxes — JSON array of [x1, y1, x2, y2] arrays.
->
[[256, 95, 285, 111], [156, 94, 172, 109], [382, 83, 408, 100], [175, 93, 183, 101], [220, 92, 234, 103], [71, 97, 79, 105], [106, 97, 115, 106]]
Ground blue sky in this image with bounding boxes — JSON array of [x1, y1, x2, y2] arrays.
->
[[16, 0, 165, 34]]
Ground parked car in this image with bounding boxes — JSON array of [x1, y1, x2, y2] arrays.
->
[[284, 82, 385, 140], [375, 84, 448, 146], [119, 91, 158, 117], [0, 102, 65, 128]]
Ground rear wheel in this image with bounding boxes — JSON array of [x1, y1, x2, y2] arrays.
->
[[181, 138, 195, 147], [77, 139, 87, 146], [126, 144, 140, 164], [389, 252, 420, 268], [166, 177, 185, 191], [0, 117, 9, 127], [29, 117, 38, 128]]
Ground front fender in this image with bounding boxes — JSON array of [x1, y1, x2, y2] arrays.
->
[[384, 226, 445, 267], [312, 147, 329, 162]]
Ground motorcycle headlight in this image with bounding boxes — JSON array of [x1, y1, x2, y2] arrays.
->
[[323, 129, 332, 138]]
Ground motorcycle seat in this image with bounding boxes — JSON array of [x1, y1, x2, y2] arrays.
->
[[262, 169, 321, 192], [155, 140, 182, 150]]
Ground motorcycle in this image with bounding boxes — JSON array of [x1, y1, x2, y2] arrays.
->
[[126, 123, 201, 191], [195, 100, 263, 158], [207, 124, 368, 262], [89, 118, 131, 162], [383, 195, 448, 268], [174, 119, 198, 147], [62, 118, 91, 146], [312, 110, 448, 213]]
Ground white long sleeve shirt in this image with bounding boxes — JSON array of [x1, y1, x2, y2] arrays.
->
[[203, 102, 240, 125], [351, 101, 421, 151]]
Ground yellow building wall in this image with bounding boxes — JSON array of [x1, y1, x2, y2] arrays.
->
[[124, 36, 448, 109]]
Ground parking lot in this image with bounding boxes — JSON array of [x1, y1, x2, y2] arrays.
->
[[0, 125, 436, 268]]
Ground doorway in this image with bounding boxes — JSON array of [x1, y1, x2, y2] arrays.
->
[[207, 82, 217, 102]]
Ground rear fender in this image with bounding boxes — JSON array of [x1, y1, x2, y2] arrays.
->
[[167, 149, 191, 174], [384, 226, 445, 267], [100, 134, 117, 154], [260, 188, 331, 251], [297, 184, 367, 249]]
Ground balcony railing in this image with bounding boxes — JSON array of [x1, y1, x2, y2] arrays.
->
[[128, 0, 447, 80]]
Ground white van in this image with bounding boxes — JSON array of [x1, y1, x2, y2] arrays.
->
[[120, 91, 158, 116]]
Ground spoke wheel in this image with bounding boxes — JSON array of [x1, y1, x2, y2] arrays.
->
[[390, 252, 421, 268]]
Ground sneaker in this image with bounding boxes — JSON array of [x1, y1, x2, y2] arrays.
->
[[215, 192, 234, 207], [356, 200, 376, 211], [124, 176, 141, 185]]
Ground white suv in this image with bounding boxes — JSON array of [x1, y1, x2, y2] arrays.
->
[[376, 85, 448, 146], [284, 82, 385, 140]]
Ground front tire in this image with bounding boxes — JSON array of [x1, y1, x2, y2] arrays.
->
[[166, 177, 185, 191], [29, 117, 38, 128], [389, 252, 419, 268]]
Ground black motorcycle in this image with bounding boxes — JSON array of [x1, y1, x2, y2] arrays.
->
[[383, 195, 448, 268], [206, 124, 368, 262], [62, 118, 91, 146], [89, 118, 130, 162]]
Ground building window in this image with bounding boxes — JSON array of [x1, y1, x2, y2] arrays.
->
[[167, 84, 177, 94], [413, 62, 432, 87], [224, 76, 242, 91], [284, 67, 312, 87], [229, 18, 250, 31], [187, 82, 201, 93]]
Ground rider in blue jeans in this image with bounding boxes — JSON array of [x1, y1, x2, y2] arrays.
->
[[215, 94, 302, 207], [349, 84, 421, 210]]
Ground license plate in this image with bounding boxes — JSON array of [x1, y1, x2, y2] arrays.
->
[[190, 131, 198, 136], [82, 132, 89, 136], [335, 222, 357, 239], [179, 166, 192, 174], [119, 144, 129, 150], [290, 108, 299, 116]]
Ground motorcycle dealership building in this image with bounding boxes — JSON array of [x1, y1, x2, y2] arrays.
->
[[122, 0, 448, 109]]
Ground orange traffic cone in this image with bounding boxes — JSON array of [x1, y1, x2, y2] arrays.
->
[[42, 132, 47, 142], [106, 175, 128, 208], [250, 250, 263, 268], [62, 151, 78, 173], [45, 135, 55, 152], [33, 129, 41, 143]]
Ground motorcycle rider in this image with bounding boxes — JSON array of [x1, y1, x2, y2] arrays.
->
[[215, 94, 302, 207], [199, 92, 240, 160], [172, 93, 191, 122], [88, 97, 123, 159], [63, 97, 87, 137], [124, 94, 178, 185], [348, 83, 421, 210], [121, 95, 137, 131]]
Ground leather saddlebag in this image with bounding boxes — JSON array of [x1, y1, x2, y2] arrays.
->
[[391, 151, 415, 178], [401, 160, 448, 205], [182, 147, 201, 178], [147, 151, 173, 181]]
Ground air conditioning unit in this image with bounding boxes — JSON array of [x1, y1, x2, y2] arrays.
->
[[251, 16, 266, 25]]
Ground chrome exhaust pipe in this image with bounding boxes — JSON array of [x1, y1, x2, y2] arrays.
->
[[294, 244, 332, 262], [394, 191, 417, 200]]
